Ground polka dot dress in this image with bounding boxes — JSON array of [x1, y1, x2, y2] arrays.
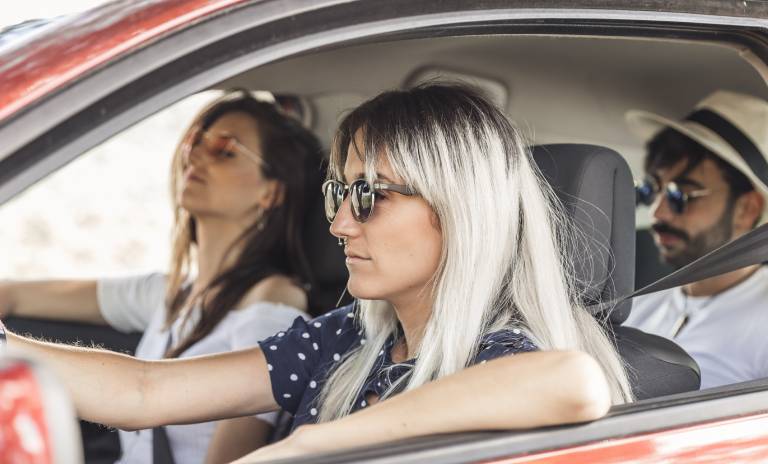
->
[[258, 303, 538, 431]]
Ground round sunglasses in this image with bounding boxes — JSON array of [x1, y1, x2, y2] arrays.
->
[[183, 128, 264, 167], [322, 179, 416, 223], [635, 177, 712, 214]]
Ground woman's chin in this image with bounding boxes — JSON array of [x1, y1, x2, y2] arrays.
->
[[179, 193, 208, 215], [345, 280, 383, 302]]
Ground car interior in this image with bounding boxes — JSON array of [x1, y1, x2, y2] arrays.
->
[[224, 33, 768, 285], [4, 24, 768, 463]]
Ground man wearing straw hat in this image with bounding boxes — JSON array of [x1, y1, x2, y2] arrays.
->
[[625, 90, 768, 389]]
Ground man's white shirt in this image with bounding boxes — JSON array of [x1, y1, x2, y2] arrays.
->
[[625, 265, 768, 389]]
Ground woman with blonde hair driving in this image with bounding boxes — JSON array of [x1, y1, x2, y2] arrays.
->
[[1, 83, 631, 462]]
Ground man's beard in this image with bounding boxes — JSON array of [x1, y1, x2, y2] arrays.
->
[[652, 202, 735, 270]]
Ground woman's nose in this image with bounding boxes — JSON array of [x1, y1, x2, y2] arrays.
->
[[329, 196, 360, 240], [185, 144, 210, 168]]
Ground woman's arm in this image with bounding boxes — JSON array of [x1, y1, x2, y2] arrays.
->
[[237, 350, 611, 462], [200, 276, 305, 463], [5, 332, 279, 430], [0, 280, 106, 325], [204, 417, 272, 464]]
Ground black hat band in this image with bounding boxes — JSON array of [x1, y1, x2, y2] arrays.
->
[[686, 109, 768, 186]]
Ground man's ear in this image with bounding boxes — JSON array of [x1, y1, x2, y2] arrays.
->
[[733, 190, 764, 231]]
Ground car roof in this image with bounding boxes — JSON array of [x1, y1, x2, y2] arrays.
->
[[3, 0, 768, 127]]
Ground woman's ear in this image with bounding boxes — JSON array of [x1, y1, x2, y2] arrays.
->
[[733, 190, 764, 232], [260, 180, 286, 210]]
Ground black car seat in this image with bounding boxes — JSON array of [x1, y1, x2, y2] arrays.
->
[[532, 144, 700, 399], [635, 228, 674, 289]]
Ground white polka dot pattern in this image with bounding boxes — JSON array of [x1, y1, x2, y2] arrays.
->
[[259, 305, 537, 433]]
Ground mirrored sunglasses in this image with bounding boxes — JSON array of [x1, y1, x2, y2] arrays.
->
[[635, 178, 711, 215], [322, 179, 416, 223]]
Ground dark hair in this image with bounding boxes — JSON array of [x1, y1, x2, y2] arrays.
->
[[644, 128, 754, 201], [166, 91, 323, 358]]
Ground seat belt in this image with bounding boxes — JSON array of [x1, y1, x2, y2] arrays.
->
[[152, 426, 176, 464], [630, 222, 768, 299], [595, 222, 768, 313]]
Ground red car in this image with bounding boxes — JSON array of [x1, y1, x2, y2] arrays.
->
[[2, 1, 768, 463]]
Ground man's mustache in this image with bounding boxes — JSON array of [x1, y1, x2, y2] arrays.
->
[[651, 223, 689, 242]]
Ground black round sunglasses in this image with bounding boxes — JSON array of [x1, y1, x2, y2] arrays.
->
[[635, 177, 712, 215], [322, 179, 416, 223]]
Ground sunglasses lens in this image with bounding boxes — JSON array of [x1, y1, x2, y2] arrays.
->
[[351, 180, 374, 222], [323, 181, 345, 223], [635, 179, 656, 207], [666, 185, 686, 214]]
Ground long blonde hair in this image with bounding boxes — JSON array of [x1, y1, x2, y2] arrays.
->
[[316, 83, 633, 421]]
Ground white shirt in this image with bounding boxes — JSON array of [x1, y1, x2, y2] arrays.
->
[[625, 266, 768, 389], [97, 272, 307, 464]]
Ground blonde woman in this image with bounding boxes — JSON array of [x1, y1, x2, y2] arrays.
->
[[1, 84, 632, 462], [0, 91, 323, 463]]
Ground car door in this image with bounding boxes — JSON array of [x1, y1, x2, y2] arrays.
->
[[2, 1, 768, 463]]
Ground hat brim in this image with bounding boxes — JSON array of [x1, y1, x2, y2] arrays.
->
[[626, 109, 768, 223]]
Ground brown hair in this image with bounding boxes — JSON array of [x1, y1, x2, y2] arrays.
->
[[165, 90, 323, 357]]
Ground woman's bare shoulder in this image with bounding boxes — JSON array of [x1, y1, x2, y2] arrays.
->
[[239, 275, 307, 312]]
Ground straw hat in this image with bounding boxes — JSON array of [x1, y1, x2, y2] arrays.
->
[[626, 90, 768, 220]]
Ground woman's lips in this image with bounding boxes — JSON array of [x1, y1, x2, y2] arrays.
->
[[185, 171, 206, 184], [344, 251, 371, 265]]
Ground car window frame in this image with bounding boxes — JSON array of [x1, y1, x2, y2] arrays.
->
[[1, 1, 768, 462]]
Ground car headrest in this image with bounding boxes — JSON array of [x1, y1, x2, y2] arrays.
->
[[532, 144, 635, 325]]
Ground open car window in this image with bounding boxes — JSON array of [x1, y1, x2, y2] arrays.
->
[[0, 92, 221, 279], [2, 2, 768, 463]]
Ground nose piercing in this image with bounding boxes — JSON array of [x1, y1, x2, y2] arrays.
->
[[338, 237, 344, 247]]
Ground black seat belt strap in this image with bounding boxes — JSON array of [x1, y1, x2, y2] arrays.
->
[[152, 426, 176, 464], [593, 222, 768, 313]]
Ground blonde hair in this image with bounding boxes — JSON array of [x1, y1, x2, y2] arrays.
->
[[316, 83, 633, 421]]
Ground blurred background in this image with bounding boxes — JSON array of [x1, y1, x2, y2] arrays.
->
[[1, 1, 217, 278], [2, 2, 107, 27]]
